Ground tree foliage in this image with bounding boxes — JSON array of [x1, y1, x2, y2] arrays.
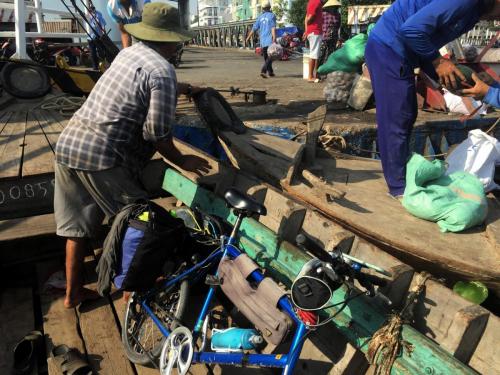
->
[[288, 0, 390, 32], [287, 0, 308, 30], [272, 0, 288, 23]]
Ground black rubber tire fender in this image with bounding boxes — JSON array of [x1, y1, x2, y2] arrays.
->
[[0, 62, 51, 99], [193, 88, 246, 134]]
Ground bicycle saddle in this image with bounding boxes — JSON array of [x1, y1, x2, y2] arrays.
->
[[224, 188, 267, 216]]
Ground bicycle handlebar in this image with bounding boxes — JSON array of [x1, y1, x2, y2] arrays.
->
[[296, 234, 393, 307]]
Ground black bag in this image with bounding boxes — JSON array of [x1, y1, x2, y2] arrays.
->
[[114, 202, 186, 292]]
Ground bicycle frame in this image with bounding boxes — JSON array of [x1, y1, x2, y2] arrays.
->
[[137, 213, 308, 374]]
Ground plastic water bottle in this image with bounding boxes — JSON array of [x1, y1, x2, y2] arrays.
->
[[211, 328, 263, 351]]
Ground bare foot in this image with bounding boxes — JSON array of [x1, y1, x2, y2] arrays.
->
[[64, 287, 100, 309]]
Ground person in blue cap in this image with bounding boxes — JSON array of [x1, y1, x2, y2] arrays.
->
[[365, 0, 500, 198]]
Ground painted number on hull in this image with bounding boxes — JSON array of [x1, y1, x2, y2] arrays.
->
[[0, 179, 55, 205]]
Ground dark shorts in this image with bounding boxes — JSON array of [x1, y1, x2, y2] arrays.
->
[[54, 162, 147, 238]]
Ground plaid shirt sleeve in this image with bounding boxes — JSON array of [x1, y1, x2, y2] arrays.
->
[[143, 75, 177, 142]]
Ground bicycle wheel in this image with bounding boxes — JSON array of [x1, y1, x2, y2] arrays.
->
[[122, 280, 190, 366]]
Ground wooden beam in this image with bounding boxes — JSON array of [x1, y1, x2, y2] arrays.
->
[[162, 168, 477, 375], [0, 288, 35, 375]]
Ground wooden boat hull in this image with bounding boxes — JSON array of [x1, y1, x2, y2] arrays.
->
[[160, 141, 495, 374]]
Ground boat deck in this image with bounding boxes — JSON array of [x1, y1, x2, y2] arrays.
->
[[291, 153, 500, 292], [0, 109, 68, 221]]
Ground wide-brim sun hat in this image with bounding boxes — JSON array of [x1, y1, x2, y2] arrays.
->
[[124, 2, 193, 43], [323, 0, 341, 8]]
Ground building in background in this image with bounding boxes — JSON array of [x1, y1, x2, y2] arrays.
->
[[198, 0, 231, 26]]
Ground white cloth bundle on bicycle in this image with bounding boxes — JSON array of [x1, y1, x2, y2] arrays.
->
[[446, 129, 500, 192]]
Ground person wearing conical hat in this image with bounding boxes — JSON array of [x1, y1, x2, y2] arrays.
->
[[54, 3, 210, 309], [319, 0, 341, 66]]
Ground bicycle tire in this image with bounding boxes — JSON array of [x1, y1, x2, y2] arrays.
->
[[121, 279, 190, 366]]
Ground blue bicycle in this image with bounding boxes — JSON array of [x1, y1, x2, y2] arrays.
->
[[121, 188, 391, 374]]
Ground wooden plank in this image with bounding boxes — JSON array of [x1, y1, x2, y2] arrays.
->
[[218, 128, 304, 185], [46, 110, 71, 129], [410, 276, 489, 363], [38, 262, 87, 375], [468, 314, 500, 375], [296, 325, 369, 375], [162, 168, 478, 375], [0, 111, 11, 133], [301, 209, 414, 309], [21, 111, 54, 177], [76, 259, 135, 375], [253, 186, 307, 243], [33, 110, 65, 151], [109, 292, 159, 375], [0, 212, 56, 241], [283, 155, 500, 294], [0, 288, 35, 375], [305, 104, 327, 165], [0, 172, 56, 220], [0, 111, 26, 179], [0, 196, 178, 244]]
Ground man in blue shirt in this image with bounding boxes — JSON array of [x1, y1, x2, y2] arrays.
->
[[365, 0, 500, 198], [462, 73, 500, 108], [246, 2, 277, 78], [88, 6, 106, 69], [107, 0, 150, 48]]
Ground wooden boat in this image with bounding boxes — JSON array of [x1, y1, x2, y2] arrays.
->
[[210, 108, 500, 297], [0, 106, 498, 374], [161, 138, 499, 375]]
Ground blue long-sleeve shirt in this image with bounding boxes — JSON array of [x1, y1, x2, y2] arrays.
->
[[371, 0, 481, 69], [484, 82, 500, 108]]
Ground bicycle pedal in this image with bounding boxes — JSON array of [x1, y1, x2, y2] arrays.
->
[[205, 275, 222, 286]]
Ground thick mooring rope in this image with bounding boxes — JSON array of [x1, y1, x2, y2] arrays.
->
[[366, 272, 431, 375]]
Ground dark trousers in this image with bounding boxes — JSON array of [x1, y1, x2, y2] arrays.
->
[[319, 37, 337, 66], [364, 37, 417, 196], [261, 46, 274, 74], [88, 39, 99, 69]]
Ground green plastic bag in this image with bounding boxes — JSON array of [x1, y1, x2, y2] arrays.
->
[[317, 33, 368, 74], [402, 154, 488, 232]]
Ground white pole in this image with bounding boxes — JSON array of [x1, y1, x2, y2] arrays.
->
[[33, 0, 43, 35], [13, 0, 28, 59]]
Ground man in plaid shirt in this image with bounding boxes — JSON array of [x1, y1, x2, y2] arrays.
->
[[55, 3, 209, 308]]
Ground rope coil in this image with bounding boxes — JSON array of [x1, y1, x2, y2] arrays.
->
[[35, 95, 86, 116]]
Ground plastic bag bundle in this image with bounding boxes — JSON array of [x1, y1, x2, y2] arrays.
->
[[402, 154, 488, 233], [317, 33, 368, 75], [267, 43, 284, 60], [323, 71, 357, 103], [446, 129, 500, 192]]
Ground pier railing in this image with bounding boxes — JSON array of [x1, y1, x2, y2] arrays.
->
[[191, 19, 257, 48]]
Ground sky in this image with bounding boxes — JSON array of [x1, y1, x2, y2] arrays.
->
[[43, 0, 197, 41]]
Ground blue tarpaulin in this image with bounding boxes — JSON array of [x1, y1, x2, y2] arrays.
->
[[276, 26, 299, 37], [172, 125, 228, 161]]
